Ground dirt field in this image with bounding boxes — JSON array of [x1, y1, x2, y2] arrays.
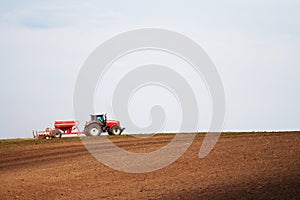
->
[[0, 132, 299, 199]]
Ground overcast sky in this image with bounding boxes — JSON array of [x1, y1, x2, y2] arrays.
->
[[0, 0, 299, 138]]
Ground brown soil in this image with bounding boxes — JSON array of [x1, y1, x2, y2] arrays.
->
[[0, 132, 299, 199]]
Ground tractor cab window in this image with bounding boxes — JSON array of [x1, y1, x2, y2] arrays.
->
[[97, 116, 104, 124]]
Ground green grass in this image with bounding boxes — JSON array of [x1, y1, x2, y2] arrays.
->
[[107, 134, 134, 138], [0, 136, 80, 145], [0, 131, 298, 145]]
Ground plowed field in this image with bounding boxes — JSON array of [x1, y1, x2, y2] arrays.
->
[[0, 132, 299, 199]]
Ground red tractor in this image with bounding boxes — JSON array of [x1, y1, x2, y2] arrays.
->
[[84, 114, 125, 136]]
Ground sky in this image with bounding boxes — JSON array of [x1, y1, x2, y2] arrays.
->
[[0, 0, 299, 138]]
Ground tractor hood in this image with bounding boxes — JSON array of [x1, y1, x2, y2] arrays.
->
[[106, 120, 120, 127]]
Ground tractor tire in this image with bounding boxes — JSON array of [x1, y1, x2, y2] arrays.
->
[[52, 129, 62, 138], [110, 125, 122, 135], [84, 123, 102, 136]]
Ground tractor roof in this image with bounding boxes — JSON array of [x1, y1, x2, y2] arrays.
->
[[91, 114, 104, 117]]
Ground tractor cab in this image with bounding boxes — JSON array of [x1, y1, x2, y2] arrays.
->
[[90, 114, 107, 126]]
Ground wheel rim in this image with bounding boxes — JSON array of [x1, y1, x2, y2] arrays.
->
[[90, 128, 100, 136], [113, 128, 120, 135]]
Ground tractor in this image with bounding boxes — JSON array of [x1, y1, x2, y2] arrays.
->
[[84, 114, 125, 136]]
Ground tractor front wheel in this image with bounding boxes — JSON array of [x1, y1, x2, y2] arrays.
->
[[84, 123, 102, 136], [109, 125, 122, 135]]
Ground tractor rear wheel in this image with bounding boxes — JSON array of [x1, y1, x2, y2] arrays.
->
[[110, 125, 122, 135], [84, 123, 102, 136]]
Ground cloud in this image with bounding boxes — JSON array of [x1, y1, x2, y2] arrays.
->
[[0, 3, 122, 29], [0, 0, 299, 138]]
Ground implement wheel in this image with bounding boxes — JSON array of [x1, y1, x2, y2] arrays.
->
[[52, 130, 62, 138]]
